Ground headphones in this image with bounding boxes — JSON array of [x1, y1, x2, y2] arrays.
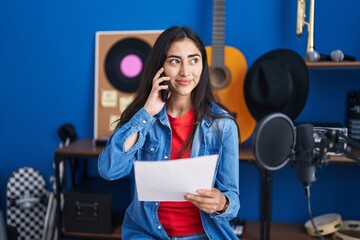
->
[[58, 123, 77, 146]]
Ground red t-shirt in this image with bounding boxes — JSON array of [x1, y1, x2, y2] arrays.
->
[[158, 108, 204, 236]]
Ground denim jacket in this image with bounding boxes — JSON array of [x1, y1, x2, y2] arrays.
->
[[98, 102, 240, 239]]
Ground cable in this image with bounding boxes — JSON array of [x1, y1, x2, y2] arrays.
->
[[305, 186, 325, 240]]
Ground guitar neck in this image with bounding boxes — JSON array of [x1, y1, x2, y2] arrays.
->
[[212, 0, 225, 67]]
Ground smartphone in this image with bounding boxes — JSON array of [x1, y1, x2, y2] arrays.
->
[[159, 73, 169, 102]]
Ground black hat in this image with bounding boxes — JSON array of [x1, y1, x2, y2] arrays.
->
[[244, 49, 309, 121]]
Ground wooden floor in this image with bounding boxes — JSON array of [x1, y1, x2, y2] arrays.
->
[[61, 221, 336, 240], [242, 221, 333, 240]]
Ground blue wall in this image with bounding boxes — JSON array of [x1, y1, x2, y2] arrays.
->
[[1, 0, 360, 224]]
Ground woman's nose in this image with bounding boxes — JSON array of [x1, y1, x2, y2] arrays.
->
[[180, 64, 190, 76]]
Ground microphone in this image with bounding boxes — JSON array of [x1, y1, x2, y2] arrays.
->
[[305, 51, 331, 62], [330, 49, 356, 62], [295, 124, 316, 187]]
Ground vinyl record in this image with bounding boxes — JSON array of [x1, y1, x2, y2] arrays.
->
[[105, 38, 151, 93]]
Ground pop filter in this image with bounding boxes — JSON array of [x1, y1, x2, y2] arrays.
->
[[253, 113, 296, 170]]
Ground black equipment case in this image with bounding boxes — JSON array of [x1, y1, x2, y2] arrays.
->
[[63, 177, 132, 234]]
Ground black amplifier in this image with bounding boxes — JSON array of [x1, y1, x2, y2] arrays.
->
[[63, 177, 132, 234]]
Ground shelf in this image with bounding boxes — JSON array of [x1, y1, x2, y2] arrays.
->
[[54, 139, 358, 164], [239, 141, 357, 164], [54, 138, 102, 157], [62, 223, 121, 239], [306, 61, 360, 70]]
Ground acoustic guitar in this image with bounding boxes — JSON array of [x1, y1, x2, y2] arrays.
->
[[206, 0, 256, 143]]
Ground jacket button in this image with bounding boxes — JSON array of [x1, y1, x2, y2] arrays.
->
[[157, 225, 162, 230]]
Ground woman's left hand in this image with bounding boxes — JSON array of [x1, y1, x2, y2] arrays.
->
[[184, 188, 227, 214]]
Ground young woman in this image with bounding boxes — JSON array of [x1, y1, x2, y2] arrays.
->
[[98, 26, 240, 240]]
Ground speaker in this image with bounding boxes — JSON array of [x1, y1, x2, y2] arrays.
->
[[94, 30, 162, 140]]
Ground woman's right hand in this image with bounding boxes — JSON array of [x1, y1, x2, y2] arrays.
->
[[144, 68, 170, 116]]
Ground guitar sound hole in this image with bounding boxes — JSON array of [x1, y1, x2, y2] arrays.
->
[[209, 67, 231, 90]]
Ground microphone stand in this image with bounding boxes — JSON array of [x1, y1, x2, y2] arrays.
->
[[260, 169, 272, 240], [300, 129, 360, 240], [253, 117, 360, 240]]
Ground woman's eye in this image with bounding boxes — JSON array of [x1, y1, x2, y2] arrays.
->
[[190, 58, 199, 64], [170, 59, 180, 64]]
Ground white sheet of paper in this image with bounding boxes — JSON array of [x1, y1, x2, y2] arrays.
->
[[134, 154, 218, 201]]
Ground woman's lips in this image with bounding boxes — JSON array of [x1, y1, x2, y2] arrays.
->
[[176, 80, 191, 86]]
